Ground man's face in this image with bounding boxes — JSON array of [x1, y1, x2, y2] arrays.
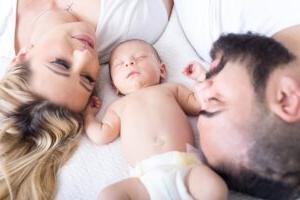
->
[[196, 59, 259, 168]]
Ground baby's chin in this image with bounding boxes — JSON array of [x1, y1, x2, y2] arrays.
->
[[120, 80, 159, 95]]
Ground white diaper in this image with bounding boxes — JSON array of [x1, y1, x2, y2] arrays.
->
[[130, 151, 200, 200], [96, 0, 169, 63]]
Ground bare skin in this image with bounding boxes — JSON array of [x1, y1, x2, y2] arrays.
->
[[15, 0, 173, 52], [87, 83, 199, 164], [85, 40, 228, 200], [186, 25, 300, 172], [11, 0, 174, 111]]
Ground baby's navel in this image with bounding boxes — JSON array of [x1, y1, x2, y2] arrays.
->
[[153, 136, 166, 147]]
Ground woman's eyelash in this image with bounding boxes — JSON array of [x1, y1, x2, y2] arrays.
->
[[50, 58, 70, 69], [83, 75, 95, 83]]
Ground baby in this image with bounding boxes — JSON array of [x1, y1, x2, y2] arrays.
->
[[84, 39, 228, 200]]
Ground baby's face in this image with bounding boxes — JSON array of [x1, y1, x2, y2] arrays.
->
[[110, 41, 164, 94]]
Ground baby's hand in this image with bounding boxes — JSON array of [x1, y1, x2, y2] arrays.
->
[[85, 96, 102, 117], [182, 61, 206, 82]]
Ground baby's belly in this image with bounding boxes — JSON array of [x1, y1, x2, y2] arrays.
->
[[122, 130, 194, 166]]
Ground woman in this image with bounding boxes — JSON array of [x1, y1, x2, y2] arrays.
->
[[1, 0, 173, 111], [0, 0, 173, 199]]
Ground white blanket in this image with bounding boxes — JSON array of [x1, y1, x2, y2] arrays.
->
[[56, 11, 260, 200]]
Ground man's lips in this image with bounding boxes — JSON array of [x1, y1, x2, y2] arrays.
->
[[127, 71, 140, 78], [72, 34, 95, 49]]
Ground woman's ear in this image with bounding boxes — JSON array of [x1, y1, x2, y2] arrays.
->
[[159, 63, 167, 80], [10, 45, 33, 66], [269, 76, 300, 123]]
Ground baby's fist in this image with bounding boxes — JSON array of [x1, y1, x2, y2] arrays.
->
[[183, 61, 206, 82], [85, 96, 102, 117]]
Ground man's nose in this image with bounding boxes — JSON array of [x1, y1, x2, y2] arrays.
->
[[194, 80, 213, 109]]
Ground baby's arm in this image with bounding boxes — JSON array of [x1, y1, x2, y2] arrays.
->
[[168, 83, 201, 116], [84, 96, 120, 145]]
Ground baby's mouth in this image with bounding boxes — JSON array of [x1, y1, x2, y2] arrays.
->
[[127, 71, 140, 78]]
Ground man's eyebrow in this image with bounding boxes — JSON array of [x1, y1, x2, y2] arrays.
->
[[205, 58, 226, 79], [44, 64, 91, 92]]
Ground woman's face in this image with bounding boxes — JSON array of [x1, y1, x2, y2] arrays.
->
[[26, 21, 100, 112]]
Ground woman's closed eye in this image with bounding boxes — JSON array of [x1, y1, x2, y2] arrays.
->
[[80, 74, 95, 91], [81, 74, 95, 84], [50, 58, 71, 70]]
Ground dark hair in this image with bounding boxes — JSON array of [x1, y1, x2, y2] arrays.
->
[[208, 33, 300, 199], [214, 164, 300, 200], [210, 32, 295, 97]]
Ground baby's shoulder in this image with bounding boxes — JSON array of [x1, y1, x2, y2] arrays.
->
[[107, 97, 127, 113], [161, 82, 186, 92]]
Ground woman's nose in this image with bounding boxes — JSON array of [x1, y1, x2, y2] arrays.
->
[[73, 48, 95, 70]]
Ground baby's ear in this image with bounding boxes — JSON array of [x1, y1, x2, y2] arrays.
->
[[159, 63, 167, 80]]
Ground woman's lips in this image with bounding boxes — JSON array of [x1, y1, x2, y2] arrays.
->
[[72, 34, 95, 49]]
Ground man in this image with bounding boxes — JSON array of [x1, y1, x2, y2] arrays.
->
[[191, 33, 300, 199]]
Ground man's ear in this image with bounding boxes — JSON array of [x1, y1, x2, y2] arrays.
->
[[269, 76, 300, 123], [159, 63, 167, 80]]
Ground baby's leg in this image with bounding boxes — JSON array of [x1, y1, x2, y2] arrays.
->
[[185, 164, 228, 200], [98, 177, 150, 200]]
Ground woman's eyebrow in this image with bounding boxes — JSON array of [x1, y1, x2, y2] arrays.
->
[[45, 64, 70, 77]]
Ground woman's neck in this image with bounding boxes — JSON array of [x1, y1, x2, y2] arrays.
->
[[15, 0, 100, 53]]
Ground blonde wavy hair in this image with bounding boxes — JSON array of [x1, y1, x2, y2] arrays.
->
[[0, 63, 84, 199]]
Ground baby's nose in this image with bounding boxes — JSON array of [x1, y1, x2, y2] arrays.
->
[[125, 60, 135, 67]]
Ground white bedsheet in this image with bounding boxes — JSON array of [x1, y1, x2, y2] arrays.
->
[[56, 11, 260, 200]]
